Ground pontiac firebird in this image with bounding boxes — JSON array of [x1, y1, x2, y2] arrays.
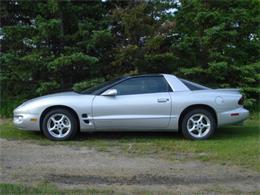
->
[[13, 74, 249, 141]]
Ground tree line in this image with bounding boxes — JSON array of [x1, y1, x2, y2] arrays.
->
[[1, 0, 259, 116]]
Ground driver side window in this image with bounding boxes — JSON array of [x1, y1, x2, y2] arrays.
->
[[112, 76, 171, 95]]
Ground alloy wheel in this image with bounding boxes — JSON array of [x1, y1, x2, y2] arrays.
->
[[186, 113, 211, 138], [47, 113, 71, 138]]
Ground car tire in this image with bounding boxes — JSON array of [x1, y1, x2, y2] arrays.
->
[[42, 108, 78, 141], [181, 109, 216, 140]]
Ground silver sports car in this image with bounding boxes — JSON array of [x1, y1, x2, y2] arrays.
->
[[13, 74, 249, 141]]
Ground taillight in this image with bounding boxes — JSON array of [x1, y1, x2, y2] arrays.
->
[[238, 96, 244, 105]]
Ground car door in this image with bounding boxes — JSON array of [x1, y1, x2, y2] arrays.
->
[[92, 76, 172, 130]]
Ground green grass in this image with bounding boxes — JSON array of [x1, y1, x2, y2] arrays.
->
[[0, 183, 116, 195], [0, 113, 259, 171]]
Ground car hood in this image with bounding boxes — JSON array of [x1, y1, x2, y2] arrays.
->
[[21, 91, 80, 105], [40, 91, 80, 98], [15, 91, 93, 113]]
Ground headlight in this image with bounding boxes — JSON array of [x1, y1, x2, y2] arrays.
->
[[14, 115, 23, 123]]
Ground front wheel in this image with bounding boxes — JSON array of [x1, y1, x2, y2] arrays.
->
[[181, 109, 216, 140], [42, 108, 78, 141]]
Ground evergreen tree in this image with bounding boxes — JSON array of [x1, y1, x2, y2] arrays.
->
[[0, 0, 259, 116], [170, 0, 260, 105]]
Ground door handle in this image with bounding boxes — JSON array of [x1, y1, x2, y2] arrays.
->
[[157, 98, 169, 103]]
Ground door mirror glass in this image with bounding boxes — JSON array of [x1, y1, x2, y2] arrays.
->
[[101, 89, 117, 96]]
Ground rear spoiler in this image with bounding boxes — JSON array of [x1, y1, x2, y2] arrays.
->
[[214, 88, 241, 94]]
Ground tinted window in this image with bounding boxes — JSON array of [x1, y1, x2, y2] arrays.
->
[[180, 79, 210, 91], [112, 76, 171, 95]]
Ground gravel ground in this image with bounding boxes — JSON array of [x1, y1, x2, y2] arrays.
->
[[0, 138, 259, 194]]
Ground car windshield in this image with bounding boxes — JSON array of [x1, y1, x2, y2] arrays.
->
[[80, 77, 124, 94], [180, 79, 210, 90]]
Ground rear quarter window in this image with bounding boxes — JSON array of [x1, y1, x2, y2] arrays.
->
[[180, 79, 210, 91]]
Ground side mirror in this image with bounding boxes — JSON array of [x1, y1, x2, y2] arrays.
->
[[101, 89, 117, 96]]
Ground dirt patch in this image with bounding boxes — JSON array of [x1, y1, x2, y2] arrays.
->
[[48, 174, 260, 186], [0, 138, 259, 193]]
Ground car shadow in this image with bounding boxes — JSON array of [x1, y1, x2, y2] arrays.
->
[[17, 123, 257, 141], [75, 131, 183, 141], [73, 124, 258, 141]]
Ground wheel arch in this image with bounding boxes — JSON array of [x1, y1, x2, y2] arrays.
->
[[40, 105, 80, 132], [178, 104, 217, 131]]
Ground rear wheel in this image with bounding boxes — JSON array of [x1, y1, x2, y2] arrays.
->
[[42, 108, 78, 141], [181, 109, 216, 140]]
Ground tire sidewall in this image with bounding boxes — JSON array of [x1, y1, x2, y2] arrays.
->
[[182, 109, 216, 140], [42, 109, 78, 141]]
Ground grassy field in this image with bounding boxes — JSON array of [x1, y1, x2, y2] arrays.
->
[[0, 114, 259, 194], [0, 113, 259, 172], [0, 183, 116, 195]]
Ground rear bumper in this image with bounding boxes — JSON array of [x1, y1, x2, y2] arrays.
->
[[13, 113, 40, 131], [217, 107, 249, 126]]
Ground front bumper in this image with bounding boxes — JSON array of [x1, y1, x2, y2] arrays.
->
[[13, 113, 40, 131], [217, 107, 249, 126]]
